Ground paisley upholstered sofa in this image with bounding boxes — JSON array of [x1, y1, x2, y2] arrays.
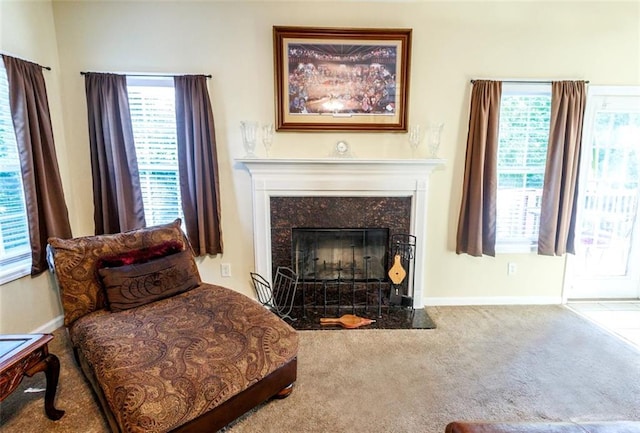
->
[[48, 220, 298, 433]]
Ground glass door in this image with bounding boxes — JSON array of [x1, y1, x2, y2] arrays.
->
[[567, 87, 640, 299]]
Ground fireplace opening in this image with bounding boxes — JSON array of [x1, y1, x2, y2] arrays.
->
[[292, 228, 389, 281]]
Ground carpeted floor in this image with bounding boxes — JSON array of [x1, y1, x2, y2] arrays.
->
[[1, 305, 639, 433]]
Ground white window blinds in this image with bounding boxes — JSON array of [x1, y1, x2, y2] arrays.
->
[[496, 83, 551, 251], [0, 59, 31, 283], [126, 77, 184, 227]]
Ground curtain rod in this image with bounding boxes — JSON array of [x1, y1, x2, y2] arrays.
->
[[0, 52, 51, 70], [80, 71, 212, 78], [471, 79, 589, 84]]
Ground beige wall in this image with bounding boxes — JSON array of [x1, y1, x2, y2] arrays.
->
[[1, 0, 638, 333], [0, 0, 70, 333]]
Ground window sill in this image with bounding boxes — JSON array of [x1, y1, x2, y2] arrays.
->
[[495, 243, 537, 254], [0, 262, 31, 285]]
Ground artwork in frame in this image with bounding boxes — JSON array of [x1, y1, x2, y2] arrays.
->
[[273, 26, 412, 132]]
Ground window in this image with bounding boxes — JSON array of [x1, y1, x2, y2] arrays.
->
[[126, 77, 184, 226], [496, 83, 551, 252], [0, 59, 31, 283]]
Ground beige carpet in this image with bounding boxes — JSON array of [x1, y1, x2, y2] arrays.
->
[[1, 305, 639, 433]]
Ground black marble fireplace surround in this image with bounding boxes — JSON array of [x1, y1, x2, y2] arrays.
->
[[270, 196, 411, 272], [269, 196, 435, 329]]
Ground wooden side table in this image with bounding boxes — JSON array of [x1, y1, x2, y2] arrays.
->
[[0, 334, 64, 420]]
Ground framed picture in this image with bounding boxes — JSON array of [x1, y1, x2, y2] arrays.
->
[[273, 26, 412, 132]]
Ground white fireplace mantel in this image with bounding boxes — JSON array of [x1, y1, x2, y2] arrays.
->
[[237, 158, 445, 308]]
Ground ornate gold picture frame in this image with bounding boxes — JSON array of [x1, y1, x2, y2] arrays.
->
[[274, 26, 412, 132]]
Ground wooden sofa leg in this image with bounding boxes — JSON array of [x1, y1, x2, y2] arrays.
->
[[273, 383, 294, 399]]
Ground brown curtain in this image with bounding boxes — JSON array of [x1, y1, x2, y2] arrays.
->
[[456, 80, 502, 257], [84, 73, 145, 234], [3, 55, 72, 275], [174, 75, 223, 256], [538, 81, 587, 256]]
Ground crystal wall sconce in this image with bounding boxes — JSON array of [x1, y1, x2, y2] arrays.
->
[[427, 122, 444, 158], [408, 125, 423, 157], [240, 121, 258, 158], [262, 123, 274, 158]]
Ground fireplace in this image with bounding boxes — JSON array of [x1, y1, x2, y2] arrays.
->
[[292, 228, 389, 281], [238, 158, 445, 308]]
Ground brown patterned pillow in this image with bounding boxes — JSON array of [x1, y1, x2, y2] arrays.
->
[[48, 219, 187, 326], [99, 249, 201, 312]]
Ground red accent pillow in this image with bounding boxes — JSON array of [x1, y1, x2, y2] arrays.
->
[[97, 240, 184, 269]]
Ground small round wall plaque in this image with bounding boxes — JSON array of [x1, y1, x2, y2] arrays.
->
[[335, 140, 350, 157]]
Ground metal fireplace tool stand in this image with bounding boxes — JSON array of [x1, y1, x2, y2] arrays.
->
[[297, 233, 417, 320]]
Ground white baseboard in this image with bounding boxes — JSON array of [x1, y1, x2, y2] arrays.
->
[[31, 315, 65, 334], [424, 296, 563, 306]]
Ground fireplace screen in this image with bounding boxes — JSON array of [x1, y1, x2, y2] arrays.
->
[[292, 228, 389, 281]]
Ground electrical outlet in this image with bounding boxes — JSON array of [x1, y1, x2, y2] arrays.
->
[[507, 262, 517, 276], [221, 263, 231, 278]]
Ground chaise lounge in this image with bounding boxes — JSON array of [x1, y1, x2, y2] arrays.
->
[[48, 219, 298, 433]]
